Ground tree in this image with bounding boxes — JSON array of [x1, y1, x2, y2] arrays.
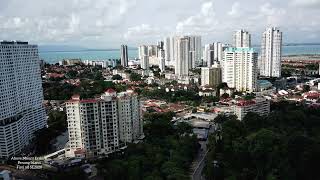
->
[[302, 85, 310, 92], [51, 167, 87, 180], [217, 82, 228, 90], [97, 111, 198, 180], [221, 93, 229, 99], [242, 112, 263, 132], [112, 74, 123, 80], [246, 129, 280, 180], [176, 122, 193, 135], [66, 70, 78, 78], [130, 73, 142, 81], [93, 71, 104, 80]]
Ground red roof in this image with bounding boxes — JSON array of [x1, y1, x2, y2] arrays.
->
[[236, 100, 256, 106], [71, 94, 80, 100], [74, 148, 86, 155], [80, 99, 98, 103], [105, 88, 116, 93]]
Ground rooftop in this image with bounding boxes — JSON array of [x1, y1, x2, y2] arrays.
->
[[1, 40, 28, 45], [105, 88, 116, 93], [226, 47, 255, 53]]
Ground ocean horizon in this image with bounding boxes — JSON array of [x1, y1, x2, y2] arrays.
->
[[40, 44, 320, 64]]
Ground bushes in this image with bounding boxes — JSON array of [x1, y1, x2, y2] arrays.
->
[[97, 112, 199, 180], [205, 102, 320, 180]]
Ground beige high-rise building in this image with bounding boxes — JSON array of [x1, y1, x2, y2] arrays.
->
[[175, 36, 191, 76], [201, 63, 222, 87], [120, 45, 128, 67], [260, 27, 282, 77], [0, 41, 46, 160], [222, 47, 258, 92], [233, 30, 251, 48], [203, 44, 214, 67], [66, 89, 143, 157]]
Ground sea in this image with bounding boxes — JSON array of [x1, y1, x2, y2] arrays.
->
[[39, 45, 320, 64]]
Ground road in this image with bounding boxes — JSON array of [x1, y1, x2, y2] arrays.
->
[[191, 124, 215, 180]]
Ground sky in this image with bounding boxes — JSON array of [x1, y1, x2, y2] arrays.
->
[[0, 0, 320, 48]]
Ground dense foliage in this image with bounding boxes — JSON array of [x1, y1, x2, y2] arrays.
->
[[141, 88, 202, 105], [43, 80, 129, 100], [112, 74, 123, 80], [204, 101, 320, 180], [97, 112, 200, 180], [130, 72, 142, 81], [33, 110, 67, 155], [43, 82, 76, 100]]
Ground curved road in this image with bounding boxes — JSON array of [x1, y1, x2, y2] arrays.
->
[[191, 124, 215, 180]]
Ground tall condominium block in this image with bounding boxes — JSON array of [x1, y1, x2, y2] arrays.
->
[[158, 49, 165, 72], [222, 47, 258, 92], [203, 44, 214, 67], [138, 45, 148, 60], [148, 45, 158, 57], [189, 36, 202, 68], [233, 30, 251, 48], [165, 35, 201, 68], [120, 45, 128, 67], [170, 37, 177, 66], [157, 41, 164, 50], [213, 42, 223, 62], [164, 37, 172, 65], [66, 89, 143, 157], [260, 27, 282, 77], [117, 91, 142, 143], [141, 55, 149, 70], [175, 36, 191, 77], [201, 63, 222, 87], [204, 42, 224, 67], [0, 41, 46, 159], [164, 36, 178, 67]]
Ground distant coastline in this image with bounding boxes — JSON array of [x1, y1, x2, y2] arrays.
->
[[39, 44, 320, 53], [39, 44, 320, 64], [39, 48, 138, 53]]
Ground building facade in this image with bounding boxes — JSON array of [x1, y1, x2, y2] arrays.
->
[[0, 41, 47, 159], [204, 42, 224, 67], [120, 45, 128, 67], [203, 44, 214, 67], [138, 45, 148, 60], [233, 30, 251, 48], [175, 36, 191, 77], [165, 35, 201, 69], [201, 63, 222, 87], [164, 37, 172, 66], [213, 42, 224, 62], [233, 98, 270, 120], [141, 55, 149, 70], [259, 27, 282, 77], [189, 36, 202, 68], [158, 49, 165, 72], [66, 89, 143, 157], [222, 47, 258, 92]]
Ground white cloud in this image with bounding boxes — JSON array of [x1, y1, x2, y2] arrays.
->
[[258, 3, 286, 26], [123, 24, 167, 43], [291, 0, 320, 8], [176, 1, 218, 34], [0, 0, 320, 47], [228, 2, 240, 16], [0, 0, 137, 46]]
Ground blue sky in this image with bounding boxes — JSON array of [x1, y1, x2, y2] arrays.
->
[[0, 0, 319, 48]]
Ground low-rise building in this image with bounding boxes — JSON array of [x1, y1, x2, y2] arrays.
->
[[199, 88, 216, 97], [65, 89, 143, 157], [302, 91, 320, 103], [233, 97, 270, 120]]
